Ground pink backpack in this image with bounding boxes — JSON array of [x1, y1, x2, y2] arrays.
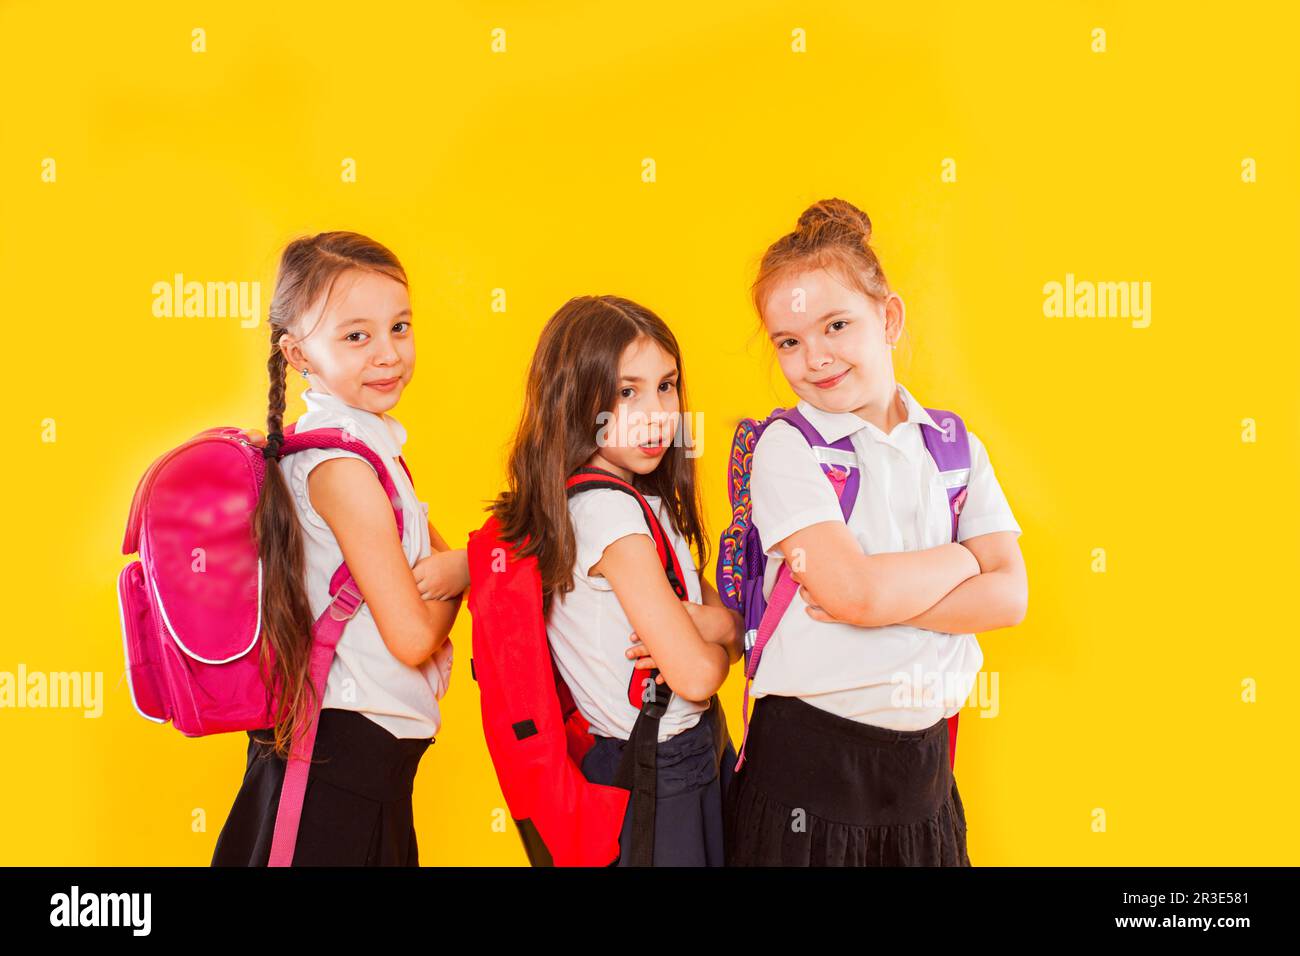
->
[[117, 422, 409, 866]]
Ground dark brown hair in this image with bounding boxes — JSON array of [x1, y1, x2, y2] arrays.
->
[[751, 197, 893, 322], [255, 231, 408, 759], [490, 295, 707, 616]]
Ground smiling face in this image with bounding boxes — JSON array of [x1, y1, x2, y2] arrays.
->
[[760, 266, 905, 418], [277, 268, 415, 414], [586, 335, 681, 482]]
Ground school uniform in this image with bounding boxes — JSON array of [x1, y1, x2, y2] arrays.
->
[[548, 487, 735, 866], [211, 388, 452, 866], [724, 382, 1021, 866]]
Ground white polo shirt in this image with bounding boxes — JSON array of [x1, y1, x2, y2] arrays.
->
[[748, 382, 1021, 730], [545, 488, 708, 743], [278, 387, 453, 740]]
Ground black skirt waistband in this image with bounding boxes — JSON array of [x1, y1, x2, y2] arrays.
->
[[756, 693, 950, 746], [740, 695, 952, 827], [248, 708, 432, 804]]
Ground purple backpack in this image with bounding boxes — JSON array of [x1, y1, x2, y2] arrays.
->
[[118, 422, 410, 866], [716, 404, 972, 770]]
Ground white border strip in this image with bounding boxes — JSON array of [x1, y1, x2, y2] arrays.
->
[[812, 447, 858, 469], [116, 566, 168, 724]]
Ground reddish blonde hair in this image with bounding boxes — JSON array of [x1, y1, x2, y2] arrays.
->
[[751, 198, 892, 320]]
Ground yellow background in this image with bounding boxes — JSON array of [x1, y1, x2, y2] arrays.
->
[[2, 1, 1296, 865]]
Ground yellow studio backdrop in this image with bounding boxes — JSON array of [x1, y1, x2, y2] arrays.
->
[[1, 1, 1296, 866]]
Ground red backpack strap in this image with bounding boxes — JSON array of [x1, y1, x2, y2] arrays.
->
[[564, 466, 689, 866], [564, 467, 688, 601]]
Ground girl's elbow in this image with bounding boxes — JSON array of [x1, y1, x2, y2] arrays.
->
[[666, 669, 709, 703], [672, 656, 728, 703], [675, 676, 720, 703], [988, 581, 1027, 631], [392, 640, 430, 669], [1007, 587, 1028, 627], [390, 620, 439, 668], [824, 580, 884, 628]]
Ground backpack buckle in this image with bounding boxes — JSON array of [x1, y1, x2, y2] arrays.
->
[[327, 580, 365, 621], [640, 676, 670, 720]]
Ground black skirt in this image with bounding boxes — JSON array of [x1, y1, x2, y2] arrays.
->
[[211, 707, 433, 867], [724, 694, 970, 867], [580, 699, 735, 866]]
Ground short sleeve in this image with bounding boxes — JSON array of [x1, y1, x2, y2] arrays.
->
[[282, 447, 375, 532], [750, 420, 846, 558], [568, 488, 654, 592], [955, 431, 1022, 542]]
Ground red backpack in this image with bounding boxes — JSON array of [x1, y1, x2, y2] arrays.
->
[[467, 466, 710, 866]]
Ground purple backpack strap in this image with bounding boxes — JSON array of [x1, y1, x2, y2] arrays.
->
[[734, 407, 859, 771], [265, 425, 406, 867], [919, 408, 971, 543], [733, 404, 974, 772], [919, 408, 972, 770]]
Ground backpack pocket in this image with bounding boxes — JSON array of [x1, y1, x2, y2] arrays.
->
[[117, 561, 170, 724]]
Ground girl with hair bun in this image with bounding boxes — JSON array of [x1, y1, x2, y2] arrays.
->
[[723, 199, 1027, 866]]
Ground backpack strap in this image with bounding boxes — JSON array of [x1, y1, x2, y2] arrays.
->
[[920, 408, 971, 769], [919, 408, 971, 543], [734, 409, 859, 771], [564, 465, 688, 866], [777, 407, 861, 523], [732, 405, 975, 774], [565, 467, 688, 605], [264, 425, 408, 867]]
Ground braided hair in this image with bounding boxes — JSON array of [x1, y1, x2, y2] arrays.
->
[[252, 232, 409, 759]]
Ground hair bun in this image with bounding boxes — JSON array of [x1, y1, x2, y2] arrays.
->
[[796, 197, 872, 243]]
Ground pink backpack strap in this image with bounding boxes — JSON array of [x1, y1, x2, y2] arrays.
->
[[733, 467, 854, 772], [267, 567, 365, 866], [731, 410, 858, 772], [733, 564, 799, 771], [264, 425, 406, 867]]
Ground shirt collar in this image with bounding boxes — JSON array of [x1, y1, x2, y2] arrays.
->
[[795, 382, 942, 444], [300, 387, 406, 458]]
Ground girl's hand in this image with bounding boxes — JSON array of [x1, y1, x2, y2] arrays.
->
[[791, 566, 844, 623], [683, 601, 744, 662], [413, 549, 470, 601], [625, 632, 666, 684], [242, 428, 268, 447], [800, 583, 844, 623]]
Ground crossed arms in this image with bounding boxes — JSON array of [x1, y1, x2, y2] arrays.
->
[[780, 520, 1028, 634]]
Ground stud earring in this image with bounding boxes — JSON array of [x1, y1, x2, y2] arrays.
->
[[301, 367, 310, 378]]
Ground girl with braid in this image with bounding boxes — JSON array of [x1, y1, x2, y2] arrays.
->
[[211, 232, 466, 866]]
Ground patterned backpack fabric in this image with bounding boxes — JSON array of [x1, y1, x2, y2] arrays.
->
[[716, 405, 972, 770]]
